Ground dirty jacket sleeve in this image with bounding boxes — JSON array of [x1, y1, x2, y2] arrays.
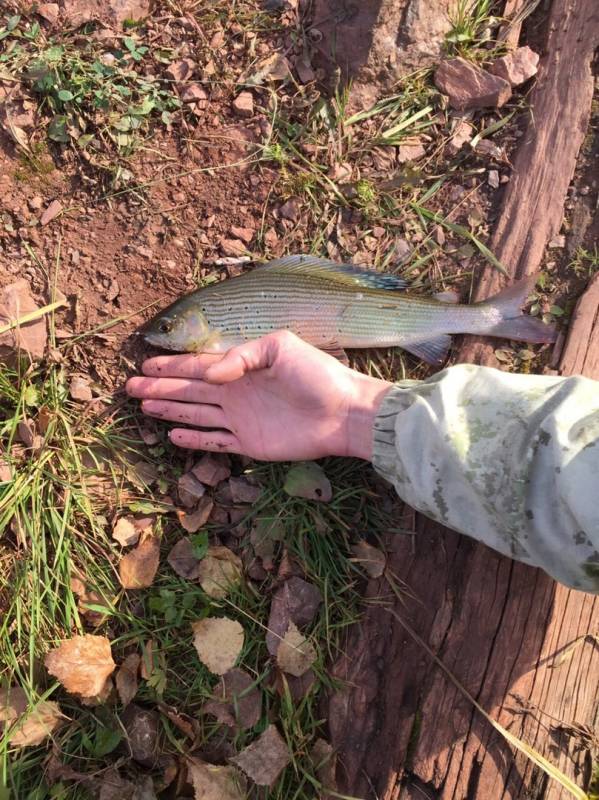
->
[[371, 364, 599, 593]]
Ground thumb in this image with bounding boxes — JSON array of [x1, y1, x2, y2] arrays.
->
[[202, 335, 278, 383]]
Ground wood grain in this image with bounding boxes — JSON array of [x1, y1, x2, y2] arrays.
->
[[326, 0, 599, 797]]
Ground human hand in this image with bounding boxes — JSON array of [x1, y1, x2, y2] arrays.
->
[[126, 331, 392, 461]]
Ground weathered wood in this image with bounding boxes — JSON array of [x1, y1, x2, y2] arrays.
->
[[559, 274, 599, 378], [327, 0, 599, 797], [460, 0, 597, 368]]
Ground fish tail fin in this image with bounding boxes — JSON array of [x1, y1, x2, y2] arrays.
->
[[481, 275, 557, 344]]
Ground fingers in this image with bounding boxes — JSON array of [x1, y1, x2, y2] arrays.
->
[[169, 428, 241, 453], [142, 352, 224, 379], [202, 334, 282, 383], [141, 399, 228, 429], [126, 376, 221, 405]]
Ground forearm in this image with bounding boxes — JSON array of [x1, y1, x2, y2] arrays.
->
[[367, 364, 599, 593]]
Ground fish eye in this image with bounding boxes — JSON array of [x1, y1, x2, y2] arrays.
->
[[158, 319, 173, 334]]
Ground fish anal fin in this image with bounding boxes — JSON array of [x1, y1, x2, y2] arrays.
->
[[402, 335, 452, 366], [259, 254, 409, 291]]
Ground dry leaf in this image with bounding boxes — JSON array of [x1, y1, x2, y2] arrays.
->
[[311, 738, 337, 799], [230, 724, 290, 787], [191, 453, 231, 486], [178, 496, 214, 533], [167, 537, 201, 580], [229, 477, 262, 504], [351, 541, 386, 578], [187, 758, 247, 800], [119, 535, 160, 589], [69, 376, 92, 402], [0, 686, 63, 747], [203, 668, 261, 730], [245, 53, 291, 86], [266, 577, 322, 656], [283, 462, 332, 502], [273, 668, 316, 703], [112, 516, 140, 547], [97, 767, 135, 800], [192, 617, 244, 676], [276, 622, 317, 677], [115, 653, 140, 706], [250, 516, 285, 570], [198, 546, 242, 599], [178, 472, 206, 508], [45, 635, 115, 697]]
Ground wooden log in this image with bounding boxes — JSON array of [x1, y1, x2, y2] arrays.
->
[[327, 1, 599, 798]]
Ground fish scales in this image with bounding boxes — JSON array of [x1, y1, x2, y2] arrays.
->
[[141, 255, 556, 366]]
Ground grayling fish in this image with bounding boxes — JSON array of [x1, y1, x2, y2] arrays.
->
[[141, 255, 555, 365]]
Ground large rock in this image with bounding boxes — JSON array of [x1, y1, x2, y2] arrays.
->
[[434, 57, 512, 110], [313, 0, 459, 108], [489, 45, 540, 87]]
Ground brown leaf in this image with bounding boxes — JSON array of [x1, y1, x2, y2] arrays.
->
[[198, 546, 242, 599], [311, 738, 337, 799], [191, 453, 231, 486], [351, 541, 386, 578], [266, 577, 322, 655], [0, 686, 63, 747], [119, 535, 160, 589], [167, 537, 201, 580], [40, 199, 63, 226], [192, 617, 244, 676], [177, 472, 206, 508], [0, 279, 47, 359], [273, 668, 316, 703], [187, 758, 246, 800], [178, 496, 214, 533], [97, 768, 135, 800], [276, 622, 317, 677], [122, 704, 160, 766], [250, 515, 285, 570], [228, 477, 262, 504], [45, 635, 115, 698], [203, 668, 261, 730], [230, 724, 291, 787], [115, 653, 140, 706], [112, 516, 140, 547]]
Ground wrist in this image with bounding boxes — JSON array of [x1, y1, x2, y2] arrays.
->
[[341, 373, 393, 460]]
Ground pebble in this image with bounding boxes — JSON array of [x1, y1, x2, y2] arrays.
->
[[232, 91, 254, 118], [488, 170, 500, 189]]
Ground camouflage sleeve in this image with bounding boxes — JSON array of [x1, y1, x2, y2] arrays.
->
[[371, 364, 599, 593]]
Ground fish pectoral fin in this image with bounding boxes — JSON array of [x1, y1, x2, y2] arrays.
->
[[401, 335, 452, 366], [258, 254, 409, 291], [320, 343, 350, 366]]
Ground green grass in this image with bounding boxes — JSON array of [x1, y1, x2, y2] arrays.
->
[[0, 346, 397, 799]]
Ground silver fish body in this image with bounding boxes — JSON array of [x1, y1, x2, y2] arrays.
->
[[141, 255, 555, 365]]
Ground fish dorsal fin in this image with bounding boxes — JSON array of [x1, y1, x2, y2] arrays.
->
[[257, 255, 409, 291], [401, 335, 452, 366]]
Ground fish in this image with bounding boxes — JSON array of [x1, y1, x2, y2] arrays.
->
[[141, 255, 556, 366]]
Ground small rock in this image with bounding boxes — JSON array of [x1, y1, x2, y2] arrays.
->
[[448, 118, 473, 154], [393, 238, 412, 264], [165, 59, 195, 84], [106, 280, 120, 302], [40, 200, 63, 226], [397, 141, 426, 163], [489, 46, 539, 88], [548, 234, 566, 249], [264, 228, 278, 249], [295, 56, 315, 84], [474, 139, 504, 160], [433, 225, 445, 246], [69, 377, 92, 402], [28, 196, 44, 211], [230, 226, 254, 244], [372, 226, 386, 239], [232, 91, 254, 118], [122, 705, 159, 767], [177, 472, 206, 508], [0, 279, 47, 359], [135, 245, 153, 259], [500, 174, 510, 184], [220, 238, 247, 257], [488, 170, 500, 189], [279, 198, 300, 222], [181, 84, 208, 107], [36, 3, 59, 23], [191, 453, 231, 487], [434, 57, 512, 111]]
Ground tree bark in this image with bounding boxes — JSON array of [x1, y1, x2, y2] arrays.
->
[[327, 0, 599, 797]]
